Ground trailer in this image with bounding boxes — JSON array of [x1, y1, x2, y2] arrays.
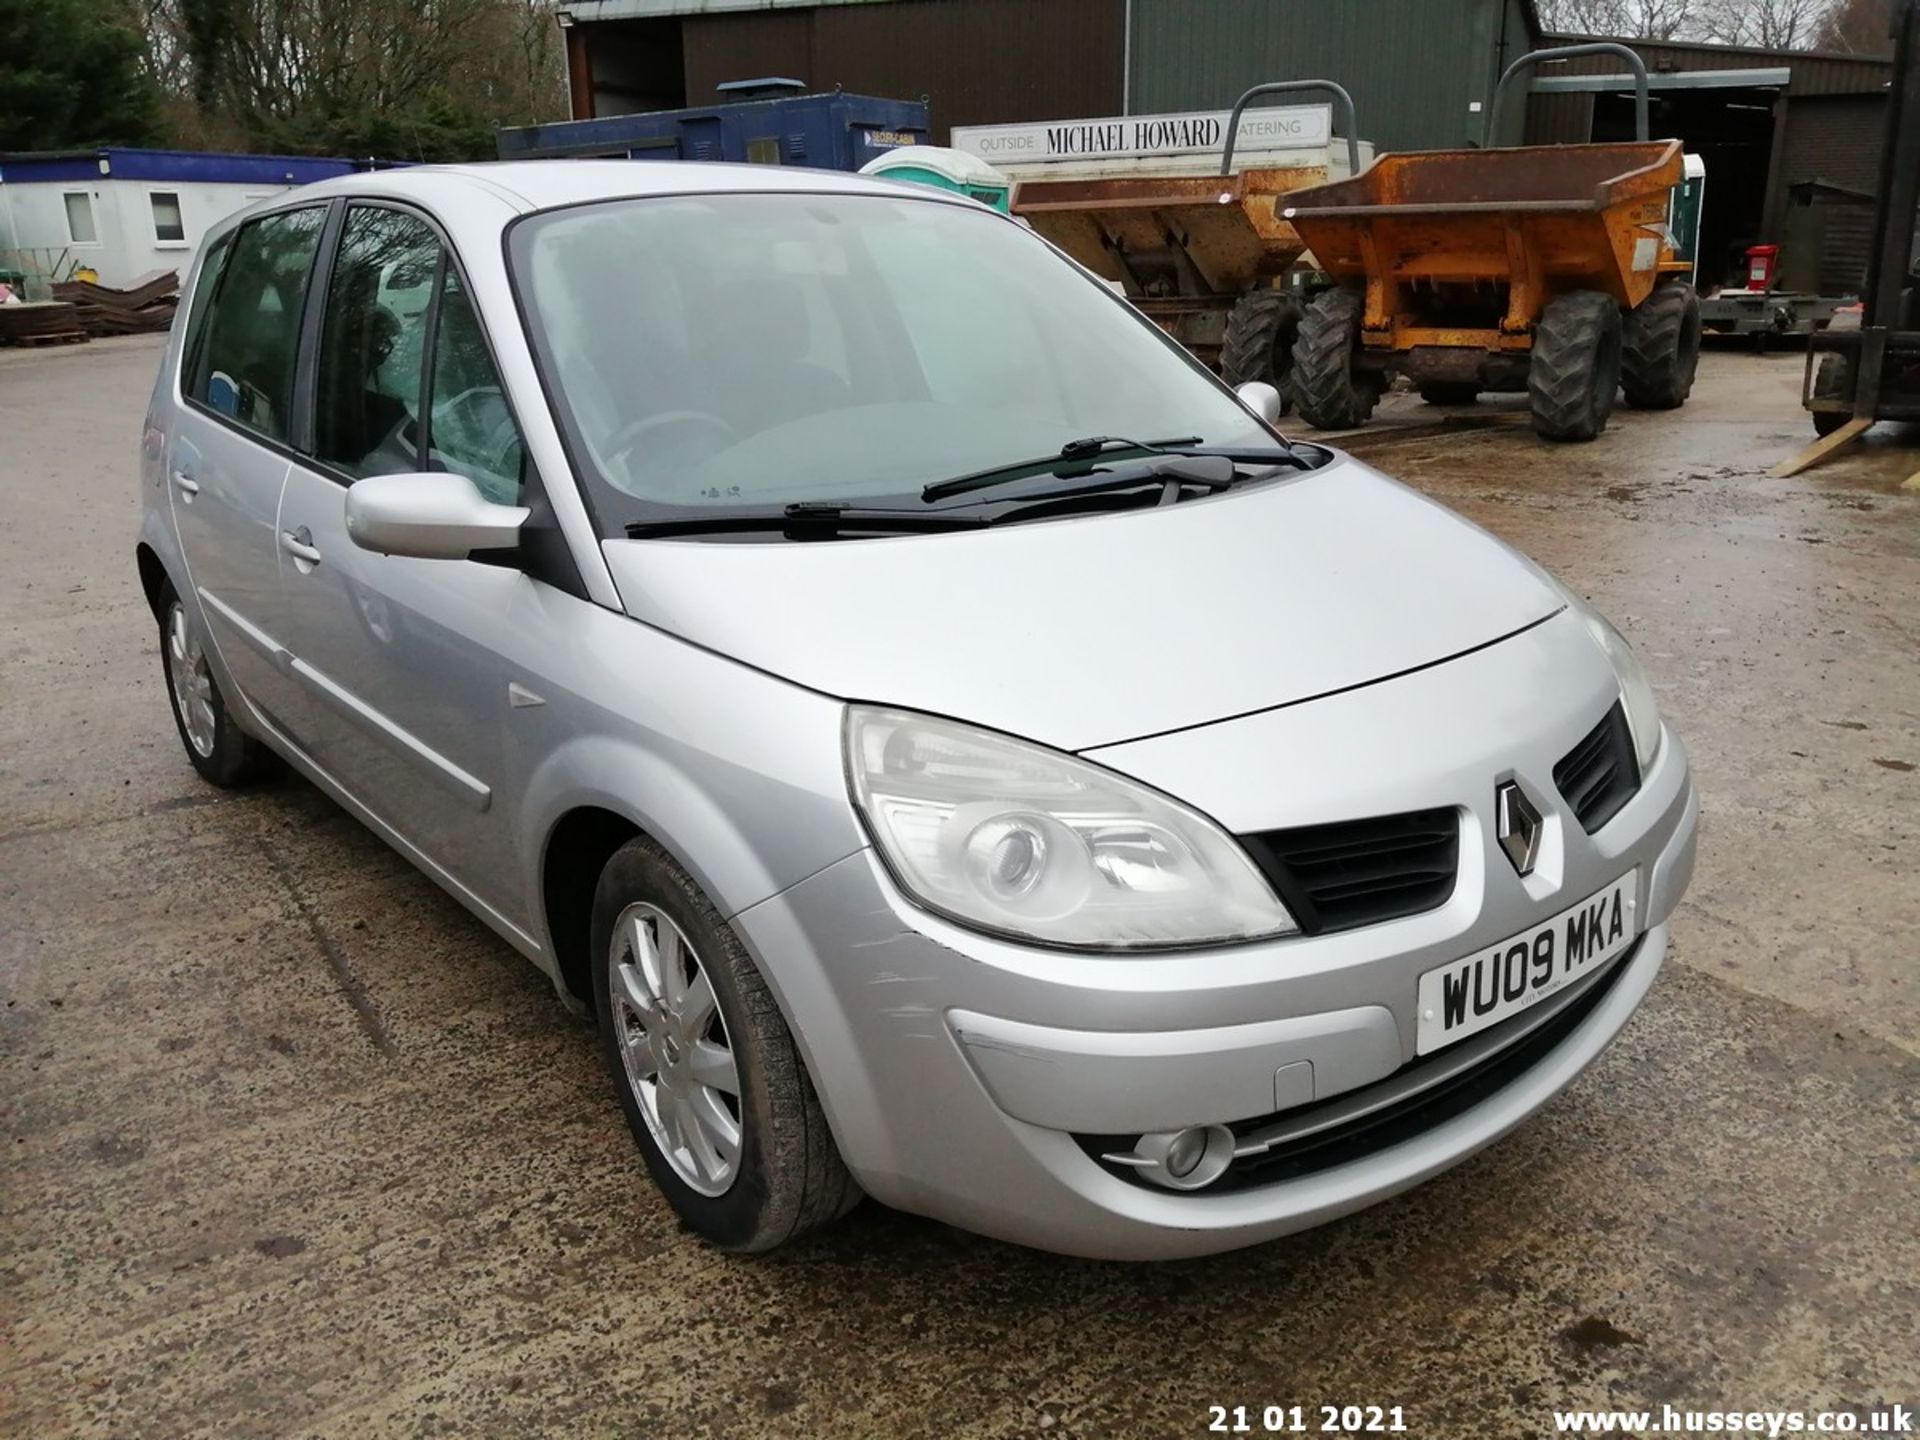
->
[[496, 81, 928, 172], [1698, 289, 1844, 341], [1282, 44, 1703, 442]]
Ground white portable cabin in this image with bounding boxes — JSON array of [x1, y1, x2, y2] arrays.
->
[[0, 147, 368, 294]]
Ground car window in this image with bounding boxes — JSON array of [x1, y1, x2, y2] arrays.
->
[[426, 267, 526, 505], [193, 206, 327, 444], [179, 233, 232, 386], [314, 206, 440, 481]]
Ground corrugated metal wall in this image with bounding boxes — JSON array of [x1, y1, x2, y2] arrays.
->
[[1777, 95, 1885, 294], [1126, 0, 1532, 152], [682, 10, 811, 104], [1515, 34, 1890, 292], [1525, 34, 1893, 146], [680, 0, 1126, 141], [1528, 34, 1893, 96]]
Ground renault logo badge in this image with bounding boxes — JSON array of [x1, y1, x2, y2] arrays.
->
[[1495, 781, 1543, 876]]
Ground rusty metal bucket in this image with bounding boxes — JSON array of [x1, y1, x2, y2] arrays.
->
[[1015, 165, 1328, 298], [1283, 140, 1686, 345]]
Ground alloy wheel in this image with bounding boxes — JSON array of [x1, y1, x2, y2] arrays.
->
[[608, 902, 742, 1196], [166, 602, 217, 758]]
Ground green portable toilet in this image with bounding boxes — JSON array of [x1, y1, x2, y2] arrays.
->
[[859, 145, 1012, 213], [1669, 153, 1706, 285]]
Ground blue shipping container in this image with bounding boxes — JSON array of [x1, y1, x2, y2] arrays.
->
[[495, 90, 929, 172]]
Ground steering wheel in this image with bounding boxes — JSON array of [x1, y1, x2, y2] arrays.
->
[[433, 385, 523, 484], [602, 409, 737, 487]]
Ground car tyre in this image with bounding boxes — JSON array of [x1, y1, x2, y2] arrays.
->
[[1291, 286, 1380, 430], [590, 835, 859, 1252], [1528, 290, 1622, 442], [157, 580, 281, 788]]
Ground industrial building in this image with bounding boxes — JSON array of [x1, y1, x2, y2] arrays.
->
[[1525, 35, 1895, 294], [554, 0, 1894, 295]]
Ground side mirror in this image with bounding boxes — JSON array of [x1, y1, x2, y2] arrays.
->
[[1236, 381, 1284, 426], [344, 472, 529, 561]]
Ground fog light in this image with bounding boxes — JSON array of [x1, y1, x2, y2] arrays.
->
[[1104, 1123, 1236, 1191], [1165, 1126, 1208, 1178]]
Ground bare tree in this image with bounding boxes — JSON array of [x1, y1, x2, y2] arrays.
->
[[1537, 0, 1631, 32], [125, 0, 563, 156], [1537, 0, 1709, 37], [1541, 0, 1857, 46], [1814, 0, 1897, 51]]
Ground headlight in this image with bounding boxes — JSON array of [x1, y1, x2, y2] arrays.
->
[[845, 706, 1296, 949], [1546, 575, 1663, 773]]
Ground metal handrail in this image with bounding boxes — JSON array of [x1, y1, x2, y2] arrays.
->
[[1220, 80, 1361, 177], [1488, 41, 1651, 145]]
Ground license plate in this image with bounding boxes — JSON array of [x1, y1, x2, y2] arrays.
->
[[1415, 871, 1639, 1055]]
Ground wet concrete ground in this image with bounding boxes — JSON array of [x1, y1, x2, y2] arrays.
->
[[2, 337, 1915, 1438]]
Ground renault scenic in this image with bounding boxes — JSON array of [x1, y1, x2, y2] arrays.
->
[[136, 163, 1697, 1260]]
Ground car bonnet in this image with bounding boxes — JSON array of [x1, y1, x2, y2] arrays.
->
[[598, 455, 1564, 753]]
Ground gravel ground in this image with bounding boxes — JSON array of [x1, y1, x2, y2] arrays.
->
[[2, 335, 1915, 1438]]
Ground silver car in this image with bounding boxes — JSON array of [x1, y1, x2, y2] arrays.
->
[[136, 162, 1697, 1260]]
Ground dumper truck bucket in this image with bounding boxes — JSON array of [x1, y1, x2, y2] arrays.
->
[[1008, 78, 1360, 299], [1016, 166, 1324, 295], [1282, 140, 1685, 315]]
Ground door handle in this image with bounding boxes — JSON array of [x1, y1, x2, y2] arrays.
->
[[172, 471, 200, 497], [280, 528, 322, 566]]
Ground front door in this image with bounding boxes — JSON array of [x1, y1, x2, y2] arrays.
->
[[260, 204, 545, 929], [166, 205, 328, 747]]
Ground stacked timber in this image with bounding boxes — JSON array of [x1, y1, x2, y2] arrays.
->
[[0, 301, 88, 347], [50, 270, 179, 336]]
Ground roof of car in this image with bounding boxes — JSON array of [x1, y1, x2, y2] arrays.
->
[[293, 159, 959, 215]]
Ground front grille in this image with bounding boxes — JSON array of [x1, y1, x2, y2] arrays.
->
[[1240, 807, 1459, 935], [1555, 702, 1641, 833], [1079, 938, 1639, 1193]]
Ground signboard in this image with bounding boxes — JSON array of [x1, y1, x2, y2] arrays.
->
[[950, 104, 1332, 166]]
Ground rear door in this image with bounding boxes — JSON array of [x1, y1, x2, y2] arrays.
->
[[167, 204, 329, 747]]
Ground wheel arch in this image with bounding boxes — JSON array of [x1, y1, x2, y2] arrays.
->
[[135, 542, 170, 620], [539, 804, 644, 1005], [526, 734, 866, 1009]]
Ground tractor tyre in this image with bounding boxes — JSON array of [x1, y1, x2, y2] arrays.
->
[[1528, 290, 1623, 442], [1620, 280, 1702, 409], [1291, 287, 1379, 430], [1810, 353, 1853, 437], [1219, 290, 1303, 404], [1417, 382, 1480, 406]]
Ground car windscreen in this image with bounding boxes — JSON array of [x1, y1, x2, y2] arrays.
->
[[507, 191, 1278, 535]]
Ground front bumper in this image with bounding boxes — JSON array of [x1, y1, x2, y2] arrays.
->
[[730, 625, 1699, 1259]]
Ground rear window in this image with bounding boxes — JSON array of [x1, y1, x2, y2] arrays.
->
[[189, 206, 327, 444]]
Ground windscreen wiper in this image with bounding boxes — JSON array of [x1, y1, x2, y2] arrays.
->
[[921, 435, 1204, 502], [624, 506, 991, 539], [979, 452, 1242, 508], [921, 435, 1313, 502], [625, 455, 1290, 539], [788, 459, 1243, 525]]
